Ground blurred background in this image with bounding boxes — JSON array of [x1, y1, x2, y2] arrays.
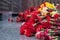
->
[[0, 0, 60, 21]]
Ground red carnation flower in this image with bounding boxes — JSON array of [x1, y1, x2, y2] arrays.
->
[[54, 14, 59, 21], [24, 11, 29, 21], [20, 23, 28, 35], [20, 26, 25, 35], [24, 29, 31, 37], [44, 29, 48, 36], [36, 15, 41, 23], [28, 17, 35, 22], [8, 17, 10, 22], [58, 26, 60, 30], [44, 35, 52, 40], [25, 22, 35, 33], [42, 22, 51, 28], [36, 25, 42, 32], [35, 31, 43, 39], [44, 2, 46, 7], [18, 12, 23, 17], [16, 17, 20, 23], [46, 15, 50, 22], [30, 25, 35, 33]]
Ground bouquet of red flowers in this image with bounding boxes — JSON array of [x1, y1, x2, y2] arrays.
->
[[17, 2, 60, 40]]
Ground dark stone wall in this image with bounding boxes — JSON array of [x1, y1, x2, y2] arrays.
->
[[0, 0, 60, 12]]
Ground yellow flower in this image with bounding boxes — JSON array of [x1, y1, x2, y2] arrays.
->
[[38, 8, 42, 12], [45, 2, 55, 9], [40, 4, 44, 8]]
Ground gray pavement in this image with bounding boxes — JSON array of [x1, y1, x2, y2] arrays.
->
[[0, 20, 38, 40]]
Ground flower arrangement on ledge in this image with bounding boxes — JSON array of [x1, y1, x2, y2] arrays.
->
[[16, 2, 60, 40]]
